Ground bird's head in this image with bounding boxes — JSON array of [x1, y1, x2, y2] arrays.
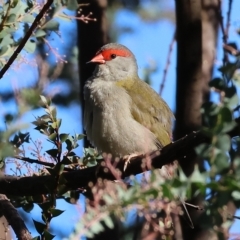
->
[[88, 43, 138, 81]]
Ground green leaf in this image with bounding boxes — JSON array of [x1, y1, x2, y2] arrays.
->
[[33, 219, 45, 235], [7, 14, 16, 23], [10, 0, 19, 8], [67, 0, 78, 10], [22, 14, 35, 23], [48, 132, 57, 141], [35, 29, 46, 38], [214, 152, 229, 172], [53, 162, 65, 175], [103, 195, 114, 205], [76, 134, 85, 140], [0, 34, 14, 48], [24, 39, 36, 53], [44, 230, 55, 240], [195, 143, 211, 159], [219, 121, 236, 133], [103, 216, 114, 229], [91, 221, 104, 234], [224, 85, 239, 109], [201, 102, 220, 116], [65, 139, 73, 151], [56, 119, 62, 128], [50, 208, 64, 218], [215, 134, 231, 152], [161, 184, 174, 200], [0, 27, 15, 38], [22, 202, 34, 212], [190, 165, 205, 183], [61, 156, 72, 165], [40, 95, 48, 105], [219, 62, 238, 79], [39, 202, 52, 213], [209, 78, 225, 90], [20, 88, 41, 107], [31, 237, 40, 240], [0, 45, 13, 57], [178, 168, 187, 182], [43, 20, 59, 31], [214, 106, 233, 132], [10, 1, 28, 15], [60, 134, 69, 143], [48, 106, 56, 119], [85, 231, 94, 238], [46, 149, 58, 158], [232, 191, 240, 200], [57, 13, 71, 22]]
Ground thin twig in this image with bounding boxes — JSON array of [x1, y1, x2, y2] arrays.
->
[[225, 0, 233, 41], [14, 156, 74, 171], [223, 44, 240, 56], [184, 202, 204, 211], [0, 0, 11, 33], [0, 0, 54, 79], [14, 156, 55, 167], [217, 0, 229, 64], [159, 31, 176, 95]]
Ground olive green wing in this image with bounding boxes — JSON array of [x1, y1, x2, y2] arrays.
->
[[124, 79, 174, 147]]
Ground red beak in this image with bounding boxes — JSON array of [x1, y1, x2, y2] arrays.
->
[[87, 53, 105, 64]]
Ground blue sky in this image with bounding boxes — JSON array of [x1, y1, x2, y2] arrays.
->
[[0, 0, 240, 238]]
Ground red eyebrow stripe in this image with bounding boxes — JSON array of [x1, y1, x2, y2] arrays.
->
[[101, 49, 132, 57]]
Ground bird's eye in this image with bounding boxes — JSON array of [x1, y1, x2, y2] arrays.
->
[[111, 54, 116, 59]]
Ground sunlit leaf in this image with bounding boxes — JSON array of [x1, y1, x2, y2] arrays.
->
[[24, 39, 36, 53], [43, 20, 59, 31], [67, 0, 78, 10], [35, 29, 47, 38]]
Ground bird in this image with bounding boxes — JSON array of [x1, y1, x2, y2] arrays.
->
[[84, 43, 174, 164], [84, 43, 194, 228]]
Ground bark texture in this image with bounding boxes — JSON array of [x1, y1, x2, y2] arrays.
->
[[175, 0, 219, 239]]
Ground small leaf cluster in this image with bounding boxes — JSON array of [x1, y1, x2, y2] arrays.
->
[[0, 0, 81, 68], [194, 54, 240, 237], [0, 95, 86, 239], [32, 95, 84, 167], [32, 202, 64, 240], [69, 171, 182, 239]]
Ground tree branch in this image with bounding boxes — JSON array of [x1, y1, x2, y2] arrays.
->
[[0, 0, 54, 79], [0, 194, 32, 240], [14, 156, 74, 171], [0, 131, 208, 196], [159, 30, 176, 95], [0, 118, 239, 197]]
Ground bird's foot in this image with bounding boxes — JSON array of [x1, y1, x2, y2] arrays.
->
[[123, 153, 143, 172]]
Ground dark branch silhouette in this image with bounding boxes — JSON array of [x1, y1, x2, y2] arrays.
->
[[1, 115, 239, 197], [0, 0, 54, 79], [0, 194, 32, 240], [0, 130, 209, 196]]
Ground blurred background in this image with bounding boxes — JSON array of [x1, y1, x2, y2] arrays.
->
[[0, 0, 240, 239]]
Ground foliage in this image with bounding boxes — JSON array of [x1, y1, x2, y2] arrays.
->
[[0, 0, 79, 68], [0, 0, 95, 108], [2, 95, 100, 239], [1, 0, 240, 239]]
